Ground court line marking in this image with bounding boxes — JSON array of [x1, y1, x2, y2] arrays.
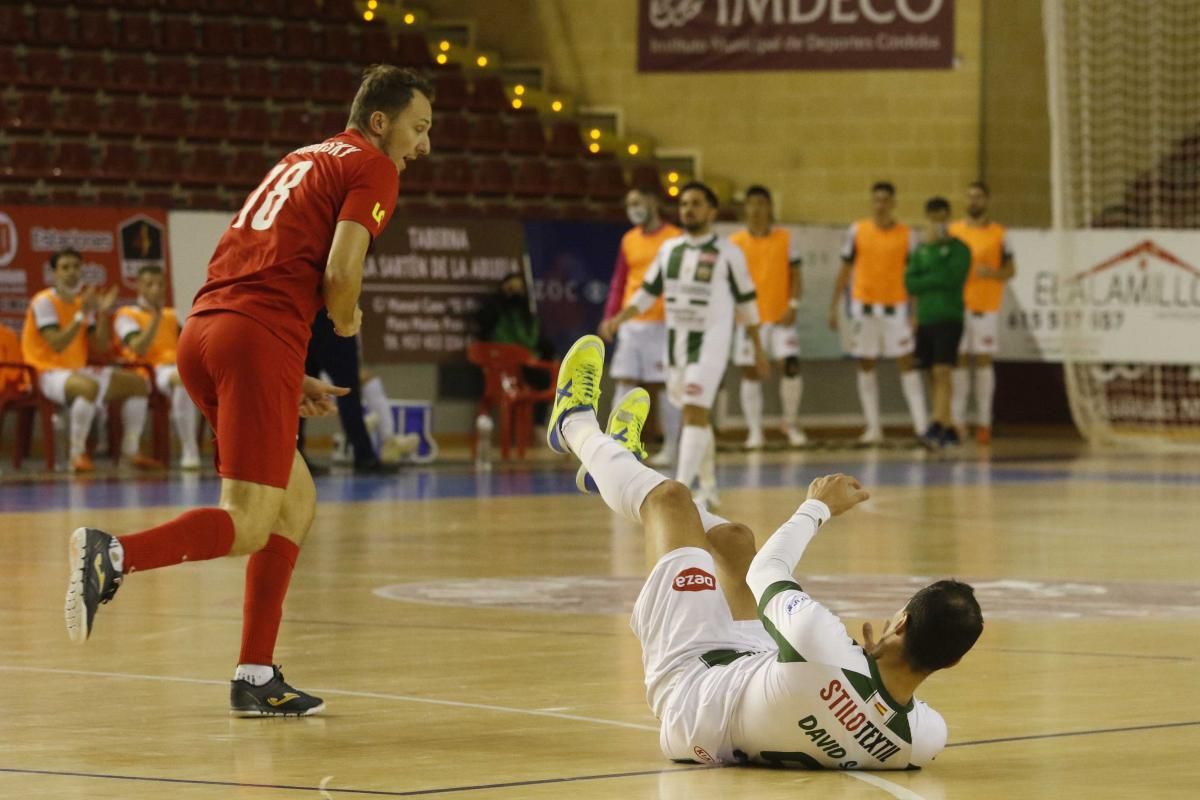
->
[[0, 664, 660, 732], [947, 719, 1200, 748], [0, 764, 713, 797], [842, 771, 929, 800]]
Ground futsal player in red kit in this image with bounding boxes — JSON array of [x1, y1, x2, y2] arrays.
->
[[63, 66, 434, 716]]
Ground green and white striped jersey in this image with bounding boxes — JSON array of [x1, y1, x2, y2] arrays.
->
[[632, 233, 761, 332]]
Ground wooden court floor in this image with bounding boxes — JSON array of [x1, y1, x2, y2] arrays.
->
[[1, 438, 1198, 799]]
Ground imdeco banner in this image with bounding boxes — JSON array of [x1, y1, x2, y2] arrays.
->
[[638, 0, 955, 71]]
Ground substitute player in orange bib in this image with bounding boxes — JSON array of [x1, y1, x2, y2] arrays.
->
[[948, 182, 1014, 445], [64, 66, 433, 716], [114, 264, 202, 469]]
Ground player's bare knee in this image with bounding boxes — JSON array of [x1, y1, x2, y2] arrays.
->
[[783, 356, 801, 377], [858, 359, 877, 373], [68, 377, 100, 403], [741, 367, 758, 381], [643, 479, 692, 514], [225, 508, 273, 554], [709, 522, 756, 562]]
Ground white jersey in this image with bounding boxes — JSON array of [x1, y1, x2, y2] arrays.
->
[[727, 502, 947, 769], [632, 233, 760, 334]]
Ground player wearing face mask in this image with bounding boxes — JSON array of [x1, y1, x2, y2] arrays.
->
[[904, 198, 972, 449]]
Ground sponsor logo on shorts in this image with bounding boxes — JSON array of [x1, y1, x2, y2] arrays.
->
[[673, 567, 716, 592], [693, 746, 717, 764], [784, 595, 803, 615], [685, 383, 703, 397], [982, 336, 995, 346]]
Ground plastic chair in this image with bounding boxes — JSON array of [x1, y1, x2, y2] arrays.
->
[[0, 361, 58, 471], [466, 341, 558, 460]]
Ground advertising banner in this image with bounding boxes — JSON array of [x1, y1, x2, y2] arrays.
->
[[0, 206, 172, 333], [638, 0, 955, 72], [359, 218, 525, 363]]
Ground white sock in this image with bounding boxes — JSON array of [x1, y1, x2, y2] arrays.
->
[[569, 414, 668, 522], [900, 369, 929, 434], [171, 385, 200, 461], [234, 664, 275, 686], [975, 364, 996, 427], [361, 377, 396, 438], [951, 367, 970, 427], [698, 427, 717, 492], [694, 500, 730, 533], [740, 379, 763, 438], [659, 391, 680, 460], [121, 396, 149, 456], [108, 538, 125, 573], [69, 396, 97, 459], [676, 424, 709, 489], [856, 370, 882, 436], [779, 375, 803, 431]]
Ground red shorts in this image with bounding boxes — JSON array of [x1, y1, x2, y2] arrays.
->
[[177, 312, 303, 489]]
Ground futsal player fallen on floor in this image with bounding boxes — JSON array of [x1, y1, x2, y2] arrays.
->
[[546, 334, 984, 769]]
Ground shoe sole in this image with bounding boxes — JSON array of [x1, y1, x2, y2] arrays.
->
[[547, 336, 606, 454], [64, 527, 90, 644], [230, 701, 326, 718], [574, 387, 649, 493]]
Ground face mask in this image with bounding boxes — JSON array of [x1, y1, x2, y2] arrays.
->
[[627, 206, 649, 226]]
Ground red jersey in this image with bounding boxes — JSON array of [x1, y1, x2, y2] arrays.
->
[[190, 128, 399, 358]]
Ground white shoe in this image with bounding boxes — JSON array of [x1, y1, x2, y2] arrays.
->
[[743, 430, 766, 450], [858, 428, 884, 445], [783, 427, 808, 447], [180, 452, 201, 470], [647, 449, 672, 468], [381, 433, 420, 463]]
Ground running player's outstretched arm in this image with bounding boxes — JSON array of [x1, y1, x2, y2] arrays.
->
[[746, 475, 870, 665], [324, 220, 371, 336]]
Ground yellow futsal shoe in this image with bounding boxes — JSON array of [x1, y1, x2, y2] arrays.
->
[[576, 387, 651, 494], [546, 335, 605, 455]]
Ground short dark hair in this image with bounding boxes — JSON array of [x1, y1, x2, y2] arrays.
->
[[744, 185, 772, 203], [137, 264, 164, 279], [347, 65, 433, 131], [629, 185, 661, 202], [924, 196, 951, 214], [903, 580, 983, 673], [680, 181, 718, 209], [969, 180, 990, 195], [871, 181, 896, 196], [50, 248, 81, 271]]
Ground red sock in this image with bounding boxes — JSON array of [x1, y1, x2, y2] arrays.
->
[[239, 534, 300, 666], [119, 508, 236, 573]]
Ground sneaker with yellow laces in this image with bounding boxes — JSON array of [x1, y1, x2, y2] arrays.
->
[[576, 387, 651, 494]]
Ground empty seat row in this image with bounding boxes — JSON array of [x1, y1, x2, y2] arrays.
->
[[12, 1, 354, 19], [399, 157, 630, 202]]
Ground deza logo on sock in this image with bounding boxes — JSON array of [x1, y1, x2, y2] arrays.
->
[[673, 567, 716, 592]]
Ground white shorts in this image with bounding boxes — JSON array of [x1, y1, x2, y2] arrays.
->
[[610, 320, 667, 383], [631, 547, 776, 764], [848, 302, 914, 360], [665, 325, 732, 410], [38, 367, 114, 406], [732, 323, 801, 367], [153, 364, 179, 395], [960, 311, 999, 355]]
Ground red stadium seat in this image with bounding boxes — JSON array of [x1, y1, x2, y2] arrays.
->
[[546, 121, 585, 158], [629, 163, 665, 195], [78, 10, 116, 50], [184, 147, 227, 186], [241, 21, 277, 55], [191, 101, 232, 141], [141, 189, 177, 208], [280, 22, 319, 60], [199, 19, 239, 56], [117, 12, 158, 51], [241, 0, 284, 17], [48, 188, 89, 205], [288, 0, 323, 17], [360, 27, 395, 63], [320, 0, 355, 20], [3, 94, 56, 133], [319, 25, 355, 62], [432, 157, 471, 196], [58, 94, 103, 135], [194, 59, 235, 98], [0, 185, 36, 205], [0, 50, 21, 88], [512, 160, 551, 198], [273, 105, 320, 146], [233, 61, 274, 99], [432, 71, 469, 112], [229, 106, 273, 143], [2, 141, 52, 181], [396, 32, 433, 68], [549, 161, 588, 199], [68, 53, 109, 92], [228, 148, 273, 189], [153, 57, 194, 95], [506, 112, 547, 156], [160, 16, 196, 52], [50, 142, 95, 182], [314, 65, 358, 104], [586, 158, 628, 202], [434, 114, 470, 153], [109, 54, 153, 94], [34, 8, 73, 46], [96, 142, 139, 182], [143, 100, 188, 140], [399, 158, 434, 194], [277, 64, 313, 100], [316, 108, 349, 138], [0, 6, 32, 44], [143, 145, 181, 185], [471, 159, 513, 197], [185, 190, 226, 210], [99, 96, 143, 137], [466, 115, 508, 154], [468, 76, 509, 115], [96, 188, 134, 206], [22, 50, 67, 88]]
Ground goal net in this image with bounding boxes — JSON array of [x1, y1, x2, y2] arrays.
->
[[1044, 0, 1200, 448]]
